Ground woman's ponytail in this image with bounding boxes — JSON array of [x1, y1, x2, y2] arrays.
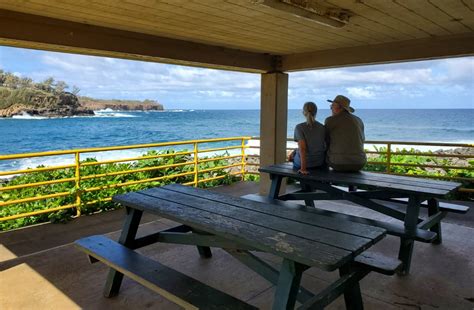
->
[[303, 102, 317, 126]]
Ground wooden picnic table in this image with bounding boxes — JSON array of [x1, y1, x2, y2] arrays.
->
[[75, 184, 398, 310], [259, 163, 465, 274]]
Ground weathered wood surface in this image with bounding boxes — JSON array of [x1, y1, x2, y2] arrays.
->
[[113, 184, 386, 271], [75, 235, 257, 310], [259, 163, 462, 197], [354, 251, 402, 276], [242, 194, 437, 242]]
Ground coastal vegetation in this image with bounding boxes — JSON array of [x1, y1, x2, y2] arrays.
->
[[0, 150, 238, 231], [0, 70, 163, 117], [365, 146, 473, 184]]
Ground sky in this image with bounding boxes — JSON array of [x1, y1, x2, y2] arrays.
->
[[0, 46, 473, 109]]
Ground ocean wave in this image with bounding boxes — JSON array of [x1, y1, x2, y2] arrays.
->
[[370, 125, 474, 133], [11, 112, 48, 120], [92, 111, 137, 118]]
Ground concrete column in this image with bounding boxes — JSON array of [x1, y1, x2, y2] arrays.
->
[[259, 72, 288, 194]]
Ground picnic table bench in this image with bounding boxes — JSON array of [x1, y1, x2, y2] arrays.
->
[[258, 163, 467, 274], [75, 184, 401, 309]]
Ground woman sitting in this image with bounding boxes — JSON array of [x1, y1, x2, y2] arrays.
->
[[289, 102, 326, 175]]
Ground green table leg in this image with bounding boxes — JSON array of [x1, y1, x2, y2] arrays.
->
[[301, 183, 315, 208], [428, 198, 443, 244], [272, 259, 305, 310], [339, 265, 364, 310], [398, 195, 421, 275], [269, 174, 283, 199]]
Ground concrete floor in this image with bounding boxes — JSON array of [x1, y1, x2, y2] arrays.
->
[[1, 181, 473, 309]]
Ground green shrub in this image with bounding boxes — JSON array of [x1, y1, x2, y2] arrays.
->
[[0, 149, 240, 231], [364, 146, 473, 199]]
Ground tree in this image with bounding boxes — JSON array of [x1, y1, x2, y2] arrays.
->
[[55, 81, 68, 94], [4, 73, 20, 89], [37, 77, 55, 92], [71, 85, 81, 95]]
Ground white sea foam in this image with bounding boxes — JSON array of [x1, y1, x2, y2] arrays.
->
[[95, 108, 115, 112], [92, 111, 137, 118], [11, 112, 48, 120], [0, 149, 156, 178]]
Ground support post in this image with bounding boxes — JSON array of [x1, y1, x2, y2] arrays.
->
[[259, 72, 288, 195]]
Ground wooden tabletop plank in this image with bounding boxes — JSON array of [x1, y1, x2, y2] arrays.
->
[[141, 187, 380, 254], [163, 184, 385, 240], [267, 163, 459, 190], [113, 191, 355, 271], [260, 164, 456, 196], [267, 163, 461, 191], [261, 164, 449, 196]]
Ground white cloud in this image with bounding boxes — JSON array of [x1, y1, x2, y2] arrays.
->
[[347, 87, 376, 99]]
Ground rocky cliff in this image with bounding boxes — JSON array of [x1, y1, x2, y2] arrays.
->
[[0, 71, 164, 117], [0, 90, 94, 118]]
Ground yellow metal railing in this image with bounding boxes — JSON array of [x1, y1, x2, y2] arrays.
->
[[246, 138, 474, 193], [0, 137, 251, 223], [1, 136, 472, 226]]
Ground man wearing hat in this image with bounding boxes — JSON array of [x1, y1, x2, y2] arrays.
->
[[325, 95, 366, 171]]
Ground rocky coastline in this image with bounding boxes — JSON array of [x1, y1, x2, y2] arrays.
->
[[79, 98, 164, 112], [0, 92, 94, 118], [0, 94, 164, 118]]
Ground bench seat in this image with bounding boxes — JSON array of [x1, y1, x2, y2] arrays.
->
[[242, 194, 437, 243], [354, 251, 402, 275], [74, 235, 257, 310], [384, 197, 469, 214]]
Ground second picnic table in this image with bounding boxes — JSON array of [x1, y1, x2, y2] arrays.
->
[[259, 163, 466, 274]]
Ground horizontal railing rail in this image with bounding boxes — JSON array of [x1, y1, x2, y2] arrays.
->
[[247, 137, 474, 193], [0, 137, 251, 225]]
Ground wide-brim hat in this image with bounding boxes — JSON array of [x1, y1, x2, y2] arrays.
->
[[327, 95, 354, 113]]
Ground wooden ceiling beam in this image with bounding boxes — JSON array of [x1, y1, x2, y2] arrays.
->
[[281, 33, 474, 71], [0, 9, 273, 73]]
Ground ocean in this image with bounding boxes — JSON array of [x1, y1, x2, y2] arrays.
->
[[0, 109, 473, 172]]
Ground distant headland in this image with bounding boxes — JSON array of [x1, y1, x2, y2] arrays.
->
[[0, 71, 164, 118]]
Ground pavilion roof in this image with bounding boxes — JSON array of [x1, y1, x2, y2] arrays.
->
[[0, 0, 473, 72]]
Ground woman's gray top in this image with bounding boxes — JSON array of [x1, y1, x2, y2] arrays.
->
[[294, 121, 326, 167]]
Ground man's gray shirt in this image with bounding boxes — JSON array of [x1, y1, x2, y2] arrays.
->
[[324, 112, 366, 166], [294, 121, 326, 167]]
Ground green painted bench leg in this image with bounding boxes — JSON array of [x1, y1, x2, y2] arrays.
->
[[339, 265, 364, 310], [428, 198, 443, 244], [103, 207, 143, 297], [272, 259, 305, 310]]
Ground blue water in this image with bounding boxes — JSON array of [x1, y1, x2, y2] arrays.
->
[[0, 109, 473, 171]]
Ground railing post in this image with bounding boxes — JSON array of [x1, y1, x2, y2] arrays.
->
[[241, 137, 246, 181], [386, 143, 392, 174], [193, 142, 199, 187], [75, 151, 81, 216]]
